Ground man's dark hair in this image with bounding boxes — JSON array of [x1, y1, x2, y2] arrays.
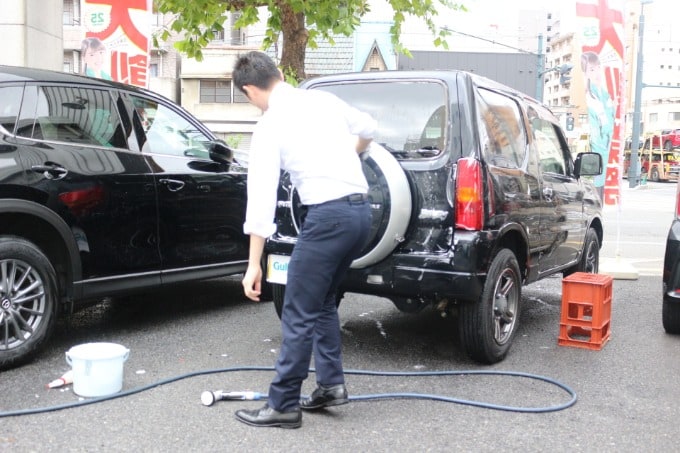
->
[[233, 51, 280, 94]]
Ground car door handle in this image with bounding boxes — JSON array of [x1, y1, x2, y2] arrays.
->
[[542, 187, 553, 201], [31, 162, 68, 180], [159, 178, 186, 192]]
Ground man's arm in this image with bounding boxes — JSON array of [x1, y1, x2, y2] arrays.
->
[[356, 137, 373, 155], [242, 234, 266, 301]]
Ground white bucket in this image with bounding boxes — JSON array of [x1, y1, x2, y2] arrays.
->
[[65, 342, 130, 397]]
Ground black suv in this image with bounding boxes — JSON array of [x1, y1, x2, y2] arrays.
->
[[0, 66, 249, 369], [663, 179, 680, 333], [264, 70, 604, 364]]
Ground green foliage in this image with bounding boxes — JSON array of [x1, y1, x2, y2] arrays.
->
[[155, 0, 466, 78], [225, 134, 242, 148], [281, 66, 299, 87]]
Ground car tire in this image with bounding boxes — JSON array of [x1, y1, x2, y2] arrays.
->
[[0, 236, 59, 370], [458, 248, 521, 364], [563, 228, 600, 277], [663, 298, 680, 334], [651, 167, 660, 182]]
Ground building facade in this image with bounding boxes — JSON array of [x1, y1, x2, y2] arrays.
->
[[1, 0, 63, 70]]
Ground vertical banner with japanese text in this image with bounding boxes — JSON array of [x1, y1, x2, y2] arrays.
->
[[576, 0, 626, 206], [82, 0, 152, 88]]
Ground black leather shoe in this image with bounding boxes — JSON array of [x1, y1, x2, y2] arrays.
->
[[234, 404, 302, 429], [300, 384, 349, 410]]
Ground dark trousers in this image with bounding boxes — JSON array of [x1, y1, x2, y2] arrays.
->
[[267, 195, 371, 412]]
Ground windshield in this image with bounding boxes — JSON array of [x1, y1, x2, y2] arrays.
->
[[313, 80, 448, 159]]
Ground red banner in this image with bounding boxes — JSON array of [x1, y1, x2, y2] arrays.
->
[[82, 0, 152, 88], [576, 0, 626, 205]]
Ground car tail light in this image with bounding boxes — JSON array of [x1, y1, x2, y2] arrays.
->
[[455, 157, 483, 230]]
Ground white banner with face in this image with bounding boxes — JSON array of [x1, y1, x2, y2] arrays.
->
[[576, 0, 626, 206], [82, 0, 152, 88]]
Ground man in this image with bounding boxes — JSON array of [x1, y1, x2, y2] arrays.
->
[[233, 51, 376, 429]]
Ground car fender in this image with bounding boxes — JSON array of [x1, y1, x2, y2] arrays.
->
[[0, 198, 82, 285]]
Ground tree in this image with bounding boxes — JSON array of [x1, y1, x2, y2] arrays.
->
[[155, 0, 465, 81]]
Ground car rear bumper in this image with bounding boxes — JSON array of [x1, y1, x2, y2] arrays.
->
[[663, 220, 680, 304], [265, 230, 491, 302]]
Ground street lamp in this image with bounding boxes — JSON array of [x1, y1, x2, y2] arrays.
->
[[629, 0, 653, 188], [536, 63, 573, 102]]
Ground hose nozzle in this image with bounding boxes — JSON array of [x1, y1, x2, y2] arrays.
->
[[201, 390, 265, 406]]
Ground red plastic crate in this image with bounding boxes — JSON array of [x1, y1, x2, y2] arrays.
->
[[558, 272, 612, 350]]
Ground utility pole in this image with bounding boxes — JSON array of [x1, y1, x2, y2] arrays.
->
[[628, 1, 653, 188], [536, 34, 544, 102]]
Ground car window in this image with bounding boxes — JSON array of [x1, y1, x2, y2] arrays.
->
[[129, 95, 212, 159], [0, 86, 23, 135], [530, 118, 567, 176], [477, 88, 527, 169], [313, 80, 447, 159], [16, 85, 127, 149]]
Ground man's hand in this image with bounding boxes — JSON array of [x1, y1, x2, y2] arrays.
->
[[242, 264, 263, 301]]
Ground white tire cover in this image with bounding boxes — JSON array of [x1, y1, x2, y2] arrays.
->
[[351, 142, 412, 268]]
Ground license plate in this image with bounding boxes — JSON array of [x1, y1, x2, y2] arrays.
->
[[266, 254, 290, 284]]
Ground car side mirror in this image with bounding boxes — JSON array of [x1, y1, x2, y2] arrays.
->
[[574, 152, 603, 178], [209, 140, 233, 164]]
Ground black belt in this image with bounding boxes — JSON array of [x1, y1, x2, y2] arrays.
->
[[340, 193, 368, 202], [307, 193, 368, 208]]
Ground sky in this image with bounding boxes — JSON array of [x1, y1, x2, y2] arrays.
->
[[362, 0, 577, 53]]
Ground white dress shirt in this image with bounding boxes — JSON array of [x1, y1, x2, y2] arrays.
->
[[243, 82, 377, 238]]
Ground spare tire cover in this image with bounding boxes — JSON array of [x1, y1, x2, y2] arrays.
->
[[287, 143, 412, 268]]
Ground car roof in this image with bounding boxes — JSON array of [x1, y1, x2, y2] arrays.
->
[[0, 64, 156, 96], [301, 69, 556, 123]]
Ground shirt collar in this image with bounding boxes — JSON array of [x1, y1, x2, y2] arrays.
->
[[268, 82, 294, 110]]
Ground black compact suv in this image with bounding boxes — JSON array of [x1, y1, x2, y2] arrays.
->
[[264, 70, 604, 364], [0, 66, 249, 369], [663, 179, 680, 333]]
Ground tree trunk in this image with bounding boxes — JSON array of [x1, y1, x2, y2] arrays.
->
[[278, 2, 308, 82]]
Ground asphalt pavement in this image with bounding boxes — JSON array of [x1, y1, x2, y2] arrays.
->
[[2, 181, 679, 452]]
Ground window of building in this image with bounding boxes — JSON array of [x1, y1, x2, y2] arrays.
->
[[650, 112, 658, 123], [670, 112, 680, 122], [211, 29, 225, 42], [62, 0, 75, 25], [149, 64, 159, 78], [200, 80, 231, 103], [199, 80, 249, 104], [233, 88, 248, 104], [63, 0, 78, 25]]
